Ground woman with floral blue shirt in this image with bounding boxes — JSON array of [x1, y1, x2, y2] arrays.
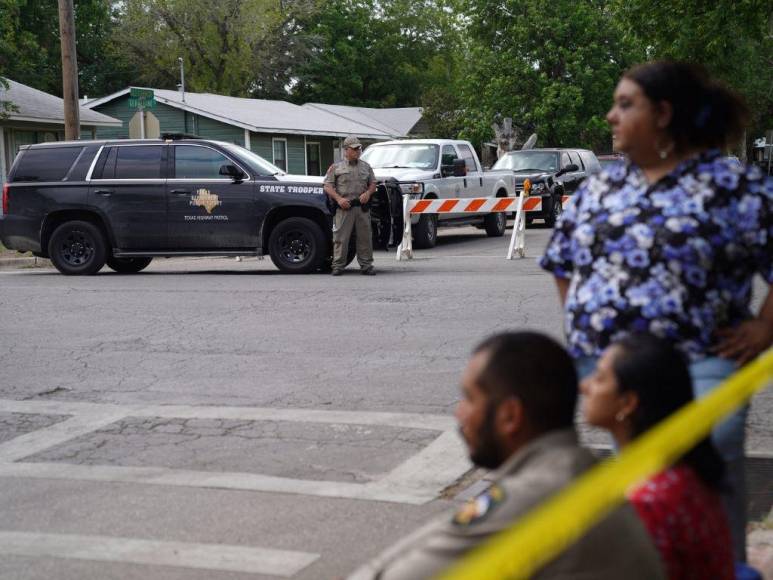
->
[[540, 61, 772, 563]]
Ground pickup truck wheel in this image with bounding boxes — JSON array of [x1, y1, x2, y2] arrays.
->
[[545, 196, 563, 228], [48, 220, 107, 275], [106, 256, 153, 273], [269, 217, 326, 274], [413, 214, 437, 249], [484, 211, 507, 237]]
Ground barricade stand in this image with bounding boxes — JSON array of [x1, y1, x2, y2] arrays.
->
[[396, 195, 414, 261], [395, 196, 525, 261], [506, 193, 526, 259]]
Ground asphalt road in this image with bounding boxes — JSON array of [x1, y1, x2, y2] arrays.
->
[[0, 225, 770, 579]]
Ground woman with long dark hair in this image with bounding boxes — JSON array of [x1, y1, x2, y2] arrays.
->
[[540, 60, 773, 559], [581, 334, 734, 579]]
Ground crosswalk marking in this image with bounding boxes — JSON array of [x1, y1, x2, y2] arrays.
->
[[0, 399, 470, 505], [0, 531, 319, 576]]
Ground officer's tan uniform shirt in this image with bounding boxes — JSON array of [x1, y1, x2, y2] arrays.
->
[[347, 429, 665, 580], [324, 159, 375, 201]]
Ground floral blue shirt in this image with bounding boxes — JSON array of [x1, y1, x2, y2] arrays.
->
[[540, 149, 773, 360]]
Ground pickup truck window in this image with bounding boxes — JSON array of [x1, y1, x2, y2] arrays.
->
[[492, 151, 559, 172], [441, 145, 457, 165], [457, 144, 478, 173], [174, 145, 230, 179], [361, 144, 439, 170]]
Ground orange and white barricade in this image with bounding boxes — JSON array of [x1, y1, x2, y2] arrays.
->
[[396, 195, 529, 260]]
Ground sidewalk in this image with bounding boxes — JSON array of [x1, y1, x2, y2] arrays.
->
[[0, 251, 51, 270], [749, 510, 773, 579]]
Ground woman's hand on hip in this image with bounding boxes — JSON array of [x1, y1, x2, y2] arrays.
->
[[713, 320, 773, 365]]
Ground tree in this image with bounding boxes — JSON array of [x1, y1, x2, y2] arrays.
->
[[290, 0, 462, 107], [113, 0, 319, 98], [612, 0, 773, 146], [452, 0, 642, 151]]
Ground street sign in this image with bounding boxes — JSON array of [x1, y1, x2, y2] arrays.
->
[[130, 87, 154, 99], [128, 96, 156, 109]]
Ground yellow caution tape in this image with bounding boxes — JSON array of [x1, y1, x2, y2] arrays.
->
[[439, 348, 773, 580]]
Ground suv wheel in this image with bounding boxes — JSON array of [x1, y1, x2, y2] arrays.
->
[[545, 196, 563, 228], [483, 211, 507, 237], [413, 214, 437, 249], [269, 217, 326, 274], [106, 256, 153, 274], [48, 220, 107, 275]]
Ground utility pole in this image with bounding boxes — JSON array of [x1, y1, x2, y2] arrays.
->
[[58, 0, 80, 140]]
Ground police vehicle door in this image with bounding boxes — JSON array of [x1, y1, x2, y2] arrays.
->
[[88, 144, 167, 249], [167, 144, 257, 248]]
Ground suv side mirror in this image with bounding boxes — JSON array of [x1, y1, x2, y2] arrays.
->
[[219, 164, 246, 181], [556, 163, 579, 177]]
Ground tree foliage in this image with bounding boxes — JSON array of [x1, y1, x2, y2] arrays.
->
[[0, 0, 130, 97], [443, 0, 643, 151], [113, 0, 319, 98], [612, 0, 772, 138], [289, 0, 461, 107]]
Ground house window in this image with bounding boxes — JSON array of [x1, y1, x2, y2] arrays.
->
[[273, 138, 287, 172], [306, 142, 321, 175]]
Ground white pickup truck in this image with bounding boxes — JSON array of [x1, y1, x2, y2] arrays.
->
[[360, 139, 516, 248]]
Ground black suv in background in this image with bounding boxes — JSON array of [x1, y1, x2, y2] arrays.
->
[[0, 136, 401, 275], [489, 148, 600, 226]]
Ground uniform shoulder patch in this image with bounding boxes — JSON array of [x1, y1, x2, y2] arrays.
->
[[452, 484, 506, 526]]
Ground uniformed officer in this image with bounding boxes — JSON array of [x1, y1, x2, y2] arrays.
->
[[324, 136, 377, 276], [346, 332, 665, 580]]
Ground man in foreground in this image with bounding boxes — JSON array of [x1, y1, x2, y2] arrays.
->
[[347, 332, 665, 579]]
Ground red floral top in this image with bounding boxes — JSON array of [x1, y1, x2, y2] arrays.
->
[[628, 465, 735, 580]]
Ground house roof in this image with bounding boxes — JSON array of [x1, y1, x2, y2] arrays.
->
[[0, 78, 121, 127], [84, 87, 417, 140], [83, 87, 423, 139], [303, 104, 423, 136]]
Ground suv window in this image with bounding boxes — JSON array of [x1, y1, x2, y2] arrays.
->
[[174, 145, 230, 179], [457, 144, 478, 173], [569, 151, 583, 170], [114, 145, 164, 179], [441, 145, 457, 166], [560, 152, 571, 168], [11, 146, 84, 182], [579, 151, 601, 173]]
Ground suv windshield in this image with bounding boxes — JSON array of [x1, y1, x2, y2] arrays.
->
[[220, 142, 285, 176], [361, 144, 439, 170], [492, 151, 559, 172]]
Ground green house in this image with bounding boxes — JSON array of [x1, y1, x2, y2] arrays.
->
[[0, 78, 121, 182], [85, 87, 424, 176]]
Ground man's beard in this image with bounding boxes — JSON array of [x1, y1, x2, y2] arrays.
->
[[464, 402, 507, 470]]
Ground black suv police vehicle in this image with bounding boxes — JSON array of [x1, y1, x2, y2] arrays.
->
[[0, 136, 400, 275], [489, 148, 600, 227]]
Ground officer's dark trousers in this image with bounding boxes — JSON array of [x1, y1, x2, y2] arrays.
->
[[332, 207, 373, 270]]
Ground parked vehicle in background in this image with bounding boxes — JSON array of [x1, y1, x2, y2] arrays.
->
[[361, 139, 516, 248], [488, 148, 600, 227], [597, 153, 626, 169], [0, 135, 398, 275]]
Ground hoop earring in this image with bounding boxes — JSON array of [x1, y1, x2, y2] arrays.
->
[[615, 411, 627, 423]]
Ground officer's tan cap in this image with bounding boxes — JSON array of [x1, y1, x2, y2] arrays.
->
[[343, 136, 362, 149]]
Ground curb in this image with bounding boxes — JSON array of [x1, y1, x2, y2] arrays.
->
[[0, 255, 51, 270]]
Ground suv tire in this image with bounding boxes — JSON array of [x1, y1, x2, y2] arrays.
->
[[48, 220, 107, 276], [413, 214, 437, 249], [269, 217, 326, 274], [106, 256, 153, 274], [483, 211, 507, 237]]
